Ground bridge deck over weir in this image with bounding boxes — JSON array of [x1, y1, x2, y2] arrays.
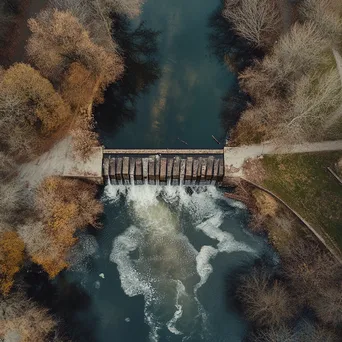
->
[[103, 153, 224, 185]]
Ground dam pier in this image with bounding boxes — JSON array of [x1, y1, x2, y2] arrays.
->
[[102, 152, 225, 185]]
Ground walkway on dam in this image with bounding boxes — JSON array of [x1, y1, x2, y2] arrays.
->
[[18, 136, 342, 187], [224, 139, 342, 176]]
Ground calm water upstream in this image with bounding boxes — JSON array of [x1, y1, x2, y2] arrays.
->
[[60, 1, 272, 341], [95, 0, 239, 149]]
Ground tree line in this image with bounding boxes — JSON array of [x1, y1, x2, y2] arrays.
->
[[227, 180, 342, 341], [223, 0, 342, 144], [0, 0, 144, 340]]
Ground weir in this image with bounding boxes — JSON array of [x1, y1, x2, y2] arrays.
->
[[103, 152, 224, 185]]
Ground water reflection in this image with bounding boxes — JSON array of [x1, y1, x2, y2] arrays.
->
[[207, 3, 262, 138], [95, 14, 161, 135]]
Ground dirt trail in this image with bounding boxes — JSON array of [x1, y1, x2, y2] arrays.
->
[[18, 136, 103, 189]]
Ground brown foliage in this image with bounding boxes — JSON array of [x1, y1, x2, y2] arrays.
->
[[237, 268, 297, 326], [61, 62, 97, 110], [223, 0, 281, 48], [27, 177, 103, 277], [0, 231, 25, 295], [0, 64, 71, 159], [71, 112, 100, 161], [27, 9, 123, 91], [18, 221, 68, 279], [0, 292, 57, 342], [252, 189, 278, 217], [0, 63, 70, 134]]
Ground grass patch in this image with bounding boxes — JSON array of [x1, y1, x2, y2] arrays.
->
[[261, 152, 342, 251]]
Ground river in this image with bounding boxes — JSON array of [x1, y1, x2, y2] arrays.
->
[[95, 0, 242, 149], [60, 0, 271, 341]]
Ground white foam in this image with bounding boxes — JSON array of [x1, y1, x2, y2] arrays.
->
[[110, 225, 160, 341], [194, 246, 218, 293], [196, 212, 255, 255], [167, 280, 187, 335], [106, 184, 255, 341]]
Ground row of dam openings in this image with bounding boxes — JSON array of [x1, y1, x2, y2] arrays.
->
[[103, 155, 225, 185]]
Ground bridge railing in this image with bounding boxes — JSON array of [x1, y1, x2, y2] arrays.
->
[[103, 149, 223, 155]]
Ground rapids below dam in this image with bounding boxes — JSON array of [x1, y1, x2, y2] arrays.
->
[[64, 184, 273, 342]]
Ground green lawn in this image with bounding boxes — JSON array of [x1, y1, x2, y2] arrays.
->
[[260, 152, 342, 252]]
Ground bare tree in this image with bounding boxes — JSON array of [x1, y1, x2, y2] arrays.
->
[[251, 325, 295, 342], [223, 0, 281, 48], [299, 0, 342, 46], [296, 320, 340, 342], [0, 292, 57, 342], [310, 285, 342, 326], [0, 181, 23, 224], [236, 268, 297, 327], [0, 152, 16, 180], [263, 22, 330, 93], [100, 0, 145, 18], [282, 68, 342, 141], [18, 220, 68, 278], [282, 239, 342, 302]]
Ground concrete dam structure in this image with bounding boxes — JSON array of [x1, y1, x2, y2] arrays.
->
[[103, 152, 224, 185]]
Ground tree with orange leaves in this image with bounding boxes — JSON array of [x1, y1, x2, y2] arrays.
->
[[19, 177, 103, 278], [0, 231, 25, 295], [27, 9, 123, 92]]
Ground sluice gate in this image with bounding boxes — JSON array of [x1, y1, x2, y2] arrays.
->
[[102, 154, 224, 185]]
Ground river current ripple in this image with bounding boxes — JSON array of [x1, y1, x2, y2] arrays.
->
[[103, 184, 255, 341]]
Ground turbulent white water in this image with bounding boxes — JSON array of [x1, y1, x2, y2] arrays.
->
[[104, 184, 255, 341]]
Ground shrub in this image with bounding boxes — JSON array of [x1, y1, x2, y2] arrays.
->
[[236, 268, 297, 326], [0, 293, 57, 341]]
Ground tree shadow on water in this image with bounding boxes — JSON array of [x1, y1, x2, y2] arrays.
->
[[23, 264, 100, 342], [207, 3, 263, 136], [207, 4, 264, 73], [94, 14, 161, 137]]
